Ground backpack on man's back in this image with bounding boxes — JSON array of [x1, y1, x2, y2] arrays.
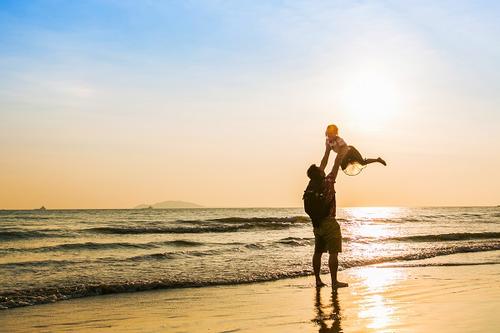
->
[[303, 180, 331, 228]]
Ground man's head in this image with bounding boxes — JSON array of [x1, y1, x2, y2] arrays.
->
[[325, 124, 338, 140], [307, 164, 325, 182]]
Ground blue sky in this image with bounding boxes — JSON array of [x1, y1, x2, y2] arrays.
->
[[1, 1, 499, 208]]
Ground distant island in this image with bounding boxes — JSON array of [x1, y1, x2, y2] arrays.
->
[[134, 201, 204, 209]]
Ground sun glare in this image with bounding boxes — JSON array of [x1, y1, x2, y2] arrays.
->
[[339, 70, 401, 131], [346, 207, 403, 220], [344, 207, 403, 238], [355, 267, 404, 330]]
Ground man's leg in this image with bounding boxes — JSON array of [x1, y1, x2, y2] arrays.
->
[[328, 251, 338, 283], [313, 252, 326, 287], [329, 252, 348, 288]]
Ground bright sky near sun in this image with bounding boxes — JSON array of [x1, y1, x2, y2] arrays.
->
[[1, 1, 499, 209]]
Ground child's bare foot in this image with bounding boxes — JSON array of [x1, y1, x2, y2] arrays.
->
[[377, 157, 386, 166], [332, 281, 348, 289]]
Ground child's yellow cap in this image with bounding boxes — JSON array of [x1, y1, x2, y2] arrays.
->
[[325, 124, 338, 136]]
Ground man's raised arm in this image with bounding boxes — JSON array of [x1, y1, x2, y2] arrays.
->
[[319, 139, 331, 171], [328, 153, 342, 183]]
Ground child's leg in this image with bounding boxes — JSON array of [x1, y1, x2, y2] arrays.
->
[[363, 158, 379, 164], [363, 157, 386, 166], [347, 147, 386, 167]]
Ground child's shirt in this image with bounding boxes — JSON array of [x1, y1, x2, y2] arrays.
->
[[328, 136, 348, 153]]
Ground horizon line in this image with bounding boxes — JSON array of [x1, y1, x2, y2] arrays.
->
[[0, 204, 498, 211]]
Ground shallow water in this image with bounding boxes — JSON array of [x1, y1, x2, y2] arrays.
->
[[1, 206, 499, 309]]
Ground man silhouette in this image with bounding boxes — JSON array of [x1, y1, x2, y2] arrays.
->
[[307, 141, 348, 289]]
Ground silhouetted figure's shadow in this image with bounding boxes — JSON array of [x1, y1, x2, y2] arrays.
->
[[312, 288, 342, 333]]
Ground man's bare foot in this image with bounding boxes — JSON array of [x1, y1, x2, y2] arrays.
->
[[316, 281, 327, 288], [332, 281, 348, 289], [377, 157, 387, 166]]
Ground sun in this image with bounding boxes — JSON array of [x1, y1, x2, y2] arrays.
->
[[338, 69, 401, 131]]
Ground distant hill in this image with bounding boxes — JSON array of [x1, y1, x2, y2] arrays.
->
[[134, 201, 204, 209]]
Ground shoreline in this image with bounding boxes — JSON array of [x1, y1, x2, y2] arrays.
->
[[2, 250, 499, 332], [2, 246, 498, 310]]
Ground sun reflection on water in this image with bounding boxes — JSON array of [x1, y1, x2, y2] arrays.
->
[[345, 207, 404, 220], [354, 267, 405, 330], [343, 207, 405, 239], [356, 266, 404, 292], [359, 294, 394, 329]]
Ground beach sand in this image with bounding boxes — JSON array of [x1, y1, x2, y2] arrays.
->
[[2, 251, 499, 333]]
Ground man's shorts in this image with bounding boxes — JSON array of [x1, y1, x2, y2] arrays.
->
[[313, 217, 342, 253]]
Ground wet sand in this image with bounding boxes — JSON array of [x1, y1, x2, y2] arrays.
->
[[2, 251, 499, 333]]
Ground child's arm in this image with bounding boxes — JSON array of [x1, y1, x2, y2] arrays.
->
[[319, 139, 331, 171]]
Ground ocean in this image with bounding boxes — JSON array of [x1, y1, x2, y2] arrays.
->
[[1, 207, 499, 310]]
